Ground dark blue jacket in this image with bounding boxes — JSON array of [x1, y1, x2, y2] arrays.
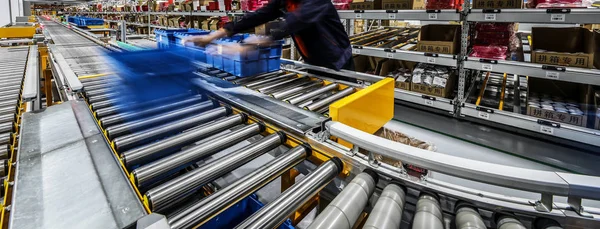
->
[[223, 0, 352, 70]]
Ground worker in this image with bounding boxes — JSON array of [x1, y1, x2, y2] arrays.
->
[[184, 0, 355, 80]]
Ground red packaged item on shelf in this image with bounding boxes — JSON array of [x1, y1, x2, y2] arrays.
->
[[470, 45, 508, 60], [529, 0, 591, 8], [426, 0, 464, 10]]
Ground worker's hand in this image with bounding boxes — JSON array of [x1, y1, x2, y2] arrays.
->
[[183, 28, 228, 47], [243, 35, 273, 47]]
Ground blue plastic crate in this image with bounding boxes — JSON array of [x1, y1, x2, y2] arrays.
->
[[267, 57, 281, 72], [269, 40, 284, 57], [222, 57, 235, 74], [199, 194, 294, 229], [258, 58, 268, 74], [173, 30, 211, 47], [155, 29, 189, 49], [233, 60, 259, 77]]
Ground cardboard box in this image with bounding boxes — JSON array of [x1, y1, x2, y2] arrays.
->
[[379, 60, 410, 90], [382, 0, 412, 9], [350, 0, 382, 10], [417, 24, 461, 55], [526, 78, 592, 127], [412, 0, 425, 9], [209, 19, 219, 30], [202, 20, 210, 30], [255, 21, 282, 36], [531, 27, 596, 69], [472, 0, 522, 9], [411, 72, 456, 98]]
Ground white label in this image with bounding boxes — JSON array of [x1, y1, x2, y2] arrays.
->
[[427, 57, 436, 64], [484, 14, 496, 21], [478, 111, 490, 120], [424, 99, 435, 106], [353, 49, 361, 54], [482, 64, 493, 71], [355, 14, 363, 19], [545, 71, 560, 79], [428, 14, 438, 20], [550, 14, 565, 22], [388, 14, 396, 19], [540, 126, 554, 135], [386, 53, 394, 58]]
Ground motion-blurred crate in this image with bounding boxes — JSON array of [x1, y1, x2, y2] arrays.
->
[[155, 29, 189, 49]]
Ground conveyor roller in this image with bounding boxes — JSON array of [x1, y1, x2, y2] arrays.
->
[[121, 113, 245, 168], [145, 131, 286, 212], [308, 171, 378, 229], [131, 122, 265, 187], [105, 101, 217, 139], [286, 83, 339, 105], [363, 184, 406, 229], [234, 157, 343, 229], [113, 107, 232, 152], [168, 144, 312, 229]]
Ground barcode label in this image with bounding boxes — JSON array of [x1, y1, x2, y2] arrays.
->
[[482, 64, 493, 71], [540, 126, 554, 135], [484, 14, 496, 21], [355, 14, 363, 19], [387, 53, 394, 58], [424, 99, 434, 106], [428, 14, 438, 20], [478, 111, 490, 120], [427, 57, 436, 64], [546, 71, 559, 79], [353, 49, 361, 54], [388, 14, 396, 19], [550, 14, 565, 22]]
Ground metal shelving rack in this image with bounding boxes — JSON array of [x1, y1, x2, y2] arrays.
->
[[339, 7, 600, 148]]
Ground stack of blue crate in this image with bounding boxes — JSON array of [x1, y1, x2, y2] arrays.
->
[[207, 35, 283, 77], [172, 29, 211, 62], [68, 16, 104, 27]]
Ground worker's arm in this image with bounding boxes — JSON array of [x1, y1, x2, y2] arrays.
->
[[185, 1, 283, 46]]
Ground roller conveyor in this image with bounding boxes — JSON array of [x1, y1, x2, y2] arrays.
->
[[10, 17, 599, 229]]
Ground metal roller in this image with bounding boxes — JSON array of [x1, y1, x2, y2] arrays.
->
[[131, 123, 265, 187], [0, 89, 21, 97], [85, 88, 112, 98], [87, 92, 120, 104], [0, 100, 17, 108], [83, 83, 115, 92], [235, 157, 343, 229], [304, 87, 355, 111], [363, 184, 406, 229], [105, 102, 217, 139], [0, 159, 7, 177], [286, 83, 339, 105], [270, 80, 322, 100], [455, 206, 486, 229], [497, 216, 526, 229], [80, 76, 118, 83], [146, 132, 285, 212], [245, 73, 296, 89], [0, 146, 8, 160], [314, 106, 329, 115], [168, 144, 311, 229], [232, 71, 281, 85], [0, 114, 15, 124], [94, 93, 195, 118], [257, 77, 308, 94], [100, 96, 206, 127], [0, 78, 23, 85], [121, 113, 245, 168], [308, 171, 378, 229], [0, 93, 21, 102], [0, 133, 10, 145], [412, 194, 444, 229], [113, 107, 232, 152], [0, 82, 22, 90], [90, 99, 115, 111], [0, 122, 13, 134]]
